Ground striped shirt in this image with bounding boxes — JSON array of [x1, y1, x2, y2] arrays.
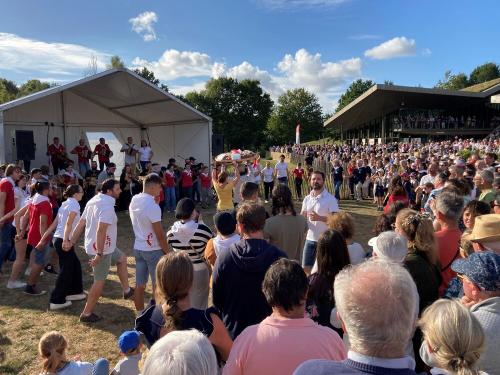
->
[[167, 222, 213, 266]]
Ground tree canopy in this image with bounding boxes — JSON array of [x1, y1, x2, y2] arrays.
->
[[134, 67, 168, 92], [0, 78, 52, 104], [108, 55, 125, 69], [266, 88, 323, 145], [335, 79, 374, 113], [469, 62, 500, 85]]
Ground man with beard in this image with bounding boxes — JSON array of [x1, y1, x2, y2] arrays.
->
[[67, 179, 134, 323], [301, 171, 339, 275]]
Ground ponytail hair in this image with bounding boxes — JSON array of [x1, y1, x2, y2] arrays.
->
[[38, 331, 67, 374], [155, 252, 194, 331], [396, 208, 438, 265], [35, 181, 50, 195], [63, 184, 82, 199]]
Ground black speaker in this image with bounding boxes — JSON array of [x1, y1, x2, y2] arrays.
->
[[212, 134, 224, 156], [15, 130, 36, 160]]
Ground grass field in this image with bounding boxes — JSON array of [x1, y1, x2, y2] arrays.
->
[[0, 199, 378, 374]]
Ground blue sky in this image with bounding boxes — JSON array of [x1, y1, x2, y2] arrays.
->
[[1, 0, 499, 111]]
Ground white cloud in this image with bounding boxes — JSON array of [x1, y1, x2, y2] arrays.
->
[[133, 47, 362, 110], [0, 32, 108, 76], [129, 11, 158, 42], [259, 0, 349, 9], [364, 36, 416, 60], [169, 81, 208, 96], [422, 48, 432, 57]]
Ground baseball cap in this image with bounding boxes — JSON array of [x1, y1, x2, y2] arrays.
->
[[462, 214, 500, 243], [368, 231, 408, 263], [451, 252, 500, 291], [118, 330, 140, 353]]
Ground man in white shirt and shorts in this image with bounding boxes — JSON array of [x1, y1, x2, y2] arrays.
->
[[275, 155, 289, 184], [129, 173, 170, 311], [301, 171, 339, 275], [68, 178, 134, 323]]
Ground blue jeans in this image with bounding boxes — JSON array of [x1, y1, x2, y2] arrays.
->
[[165, 187, 176, 212], [278, 177, 288, 184], [302, 240, 317, 267], [79, 161, 90, 175], [0, 223, 14, 270], [334, 180, 342, 200]]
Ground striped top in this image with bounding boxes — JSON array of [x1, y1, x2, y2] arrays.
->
[[167, 222, 214, 266]]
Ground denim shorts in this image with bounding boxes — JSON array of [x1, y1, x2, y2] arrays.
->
[[134, 249, 164, 286], [34, 243, 52, 266], [92, 248, 124, 281], [302, 240, 318, 267]]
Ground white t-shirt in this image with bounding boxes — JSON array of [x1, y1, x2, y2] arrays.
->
[[129, 192, 162, 251], [301, 189, 339, 241], [275, 161, 288, 178], [122, 143, 139, 165], [250, 164, 261, 183], [139, 146, 153, 162], [82, 193, 117, 255], [348, 242, 366, 265], [262, 167, 274, 183], [54, 197, 81, 240], [47, 360, 94, 375]]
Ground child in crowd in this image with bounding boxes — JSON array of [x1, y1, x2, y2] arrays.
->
[[419, 182, 434, 211], [372, 169, 386, 211], [204, 211, 240, 269], [38, 331, 109, 375], [111, 330, 142, 375]]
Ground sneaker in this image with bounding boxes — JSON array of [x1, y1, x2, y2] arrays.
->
[[44, 265, 58, 275], [23, 285, 47, 296], [7, 280, 27, 289], [264, 200, 269, 204], [50, 301, 72, 310], [123, 287, 135, 300], [66, 293, 87, 301], [79, 313, 102, 323]]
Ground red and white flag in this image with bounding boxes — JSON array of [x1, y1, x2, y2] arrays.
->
[[295, 123, 301, 145]]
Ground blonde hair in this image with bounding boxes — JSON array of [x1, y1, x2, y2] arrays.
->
[[396, 208, 438, 265], [38, 331, 68, 374], [327, 211, 354, 239], [419, 299, 485, 375], [155, 252, 193, 331]]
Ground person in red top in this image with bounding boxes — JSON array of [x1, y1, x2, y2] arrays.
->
[[163, 164, 177, 213], [93, 138, 113, 171], [25, 181, 53, 295], [71, 139, 91, 175], [0, 164, 22, 272], [293, 162, 305, 199], [47, 137, 66, 175], [384, 176, 409, 214], [181, 163, 193, 200], [433, 191, 464, 296], [199, 165, 212, 208]]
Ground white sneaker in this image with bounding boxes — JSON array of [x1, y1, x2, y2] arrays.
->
[[49, 301, 72, 310], [7, 280, 27, 289], [24, 268, 44, 277], [66, 293, 87, 301]]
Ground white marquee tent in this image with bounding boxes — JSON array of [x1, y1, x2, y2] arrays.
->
[[0, 68, 212, 169]]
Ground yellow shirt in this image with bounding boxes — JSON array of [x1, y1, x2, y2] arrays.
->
[[215, 182, 234, 211]]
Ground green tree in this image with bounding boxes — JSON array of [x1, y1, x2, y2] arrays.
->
[[266, 88, 323, 145], [336, 79, 375, 113], [384, 80, 394, 85], [17, 79, 51, 98], [108, 55, 125, 69], [133, 67, 168, 92], [469, 62, 500, 85], [185, 77, 273, 150], [0, 78, 19, 104], [435, 70, 469, 90]]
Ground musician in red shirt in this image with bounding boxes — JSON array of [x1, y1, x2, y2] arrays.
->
[[181, 164, 193, 199], [93, 137, 113, 171], [47, 137, 66, 175], [71, 139, 91, 175], [293, 162, 305, 199], [163, 164, 177, 213], [199, 165, 212, 208]]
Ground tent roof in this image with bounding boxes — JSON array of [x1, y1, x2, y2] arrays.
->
[[0, 68, 211, 127], [324, 84, 499, 131]]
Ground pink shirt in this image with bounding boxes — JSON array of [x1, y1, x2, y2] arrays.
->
[[223, 316, 346, 375]]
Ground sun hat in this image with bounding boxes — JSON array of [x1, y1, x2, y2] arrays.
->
[[462, 214, 500, 243], [451, 252, 500, 291]]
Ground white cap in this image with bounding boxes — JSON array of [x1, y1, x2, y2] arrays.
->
[[368, 231, 408, 263]]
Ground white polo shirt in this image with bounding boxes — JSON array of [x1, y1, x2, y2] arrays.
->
[[82, 193, 117, 255], [301, 188, 339, 241], [275, 161, 288, 178], [262, 167, 274, 183], [54, 197, 81, 240], [129, 192, 162, 251]]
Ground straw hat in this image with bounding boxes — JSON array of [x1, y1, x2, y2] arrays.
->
[[462, 214, 500, 243]]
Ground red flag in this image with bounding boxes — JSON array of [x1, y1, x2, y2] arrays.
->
[[295, 123, 301, 144]]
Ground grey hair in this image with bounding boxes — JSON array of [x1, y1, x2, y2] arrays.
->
[[436, 191, 464, 222], [143, 330, 218, 375], [374, 231, 408, 263], [479, 169, 494, 184], [334, 260, 419, 357]]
